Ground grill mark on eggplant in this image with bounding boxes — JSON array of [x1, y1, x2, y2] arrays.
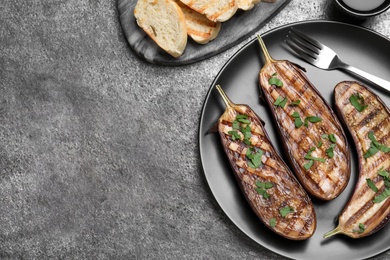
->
[[262, 63, 348, 198], [365, 198, 390, 232], [324, 81, 390, 239], [266, 71, 343, 192], [344, 197, 375, 227], [256, 36, 350, 201], [215, 85, 316, 240], [356, 109, 381, 129]]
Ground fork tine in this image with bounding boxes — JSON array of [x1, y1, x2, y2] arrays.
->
[[287, 32, 320, 55], [285, 38, 317, 64], [290, 27, 323, 50]]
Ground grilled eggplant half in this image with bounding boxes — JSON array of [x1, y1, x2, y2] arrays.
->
[[215, 84, 316, 240], [324, 81, 390, 239], [257, 35, 350, 201]]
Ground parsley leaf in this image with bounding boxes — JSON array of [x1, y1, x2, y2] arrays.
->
[[364, 143, 380, 158], [291, 112, 303, 128], [255, 180, 273, 199], [304, 147, 326, 162], [246, 147, 263, 169], [353, 223, 366, 234], [322, 134, 337, 143], [370, 168, 390, 203], [269, 218, 277, 227], [235, 115, 251, 126], [366, 178, 378, 193], [364, 132, 390, 158], [378, 169, 390, 179], [255, 180, 274, 189], [268, 73, 283, 88], [228, 130, 240, 140], [229, 114, 253, 145], [289, 100, 301, 106], [349, 93, 368, 112], [232, 120, 240, 130], [280, 206, 294, 217], [326, 143, 336, 158], [304, 116, 322, 127], [255, 187, 270, 199], [374, 188, 390, 203], [236, 114, 248, 120], [274, 96, 287, 108], [303, 147, 325, 170], [303, 160, 314, 170]]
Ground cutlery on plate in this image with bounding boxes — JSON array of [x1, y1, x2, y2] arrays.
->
[[285, 28, 390, 93]]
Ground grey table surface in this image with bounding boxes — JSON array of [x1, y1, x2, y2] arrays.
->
[[1, 0, 390, 259]]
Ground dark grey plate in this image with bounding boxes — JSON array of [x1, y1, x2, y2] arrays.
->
[[118, 0, 291, 65], [199, 20, 390, 260]]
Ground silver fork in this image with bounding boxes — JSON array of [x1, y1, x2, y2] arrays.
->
[[285, 28, 390, 93]]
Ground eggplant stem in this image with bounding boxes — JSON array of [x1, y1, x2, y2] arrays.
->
[[323, 227, 342, 238], [257, 34, 275, 65], [215, 85, 234, 108]]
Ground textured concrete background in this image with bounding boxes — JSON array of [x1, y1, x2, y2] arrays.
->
[[1, 0, 390, 259]]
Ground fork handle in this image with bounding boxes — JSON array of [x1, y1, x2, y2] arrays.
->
[[340, 63, 390, 93]]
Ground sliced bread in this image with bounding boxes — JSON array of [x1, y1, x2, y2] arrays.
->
[[179, 0, 238, 22], [176, 0, 221, 44], [237, 0, 261, 10], [134, 0, 188, 57]]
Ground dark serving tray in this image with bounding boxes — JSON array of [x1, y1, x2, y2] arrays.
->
[[118, 0, 291, 65]]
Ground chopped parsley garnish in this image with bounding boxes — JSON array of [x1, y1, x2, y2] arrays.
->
[[229, 114, 252, 145], [366, 178, 378, 193], [317, 141, 323, 148], [378, 169, 390, 179], [232, 120, 240, 130], [289, 100, 301, 106], [349, 93, 368, 112], [304, 147, 326, 162], [268, 72, 283, 88], [373, 188, 390, 203], [303, 160, 314, 170], [247, 147, 263, 169], [274, 96, 288, 108], [322, 133, 337, 143], [372, 168, 390, 203], [255, 180, 273, 199], [236, 114, 250, 124], [326, 143, 336, 158], [280, 206, 294, 217], [291, 111, 303, 128], [304, 116, 322, 127], [363, 131, 390, 158], [255, 180, 274, 189], [269, 218, 277, 227], [322, 134, 337, 158], [291, 111, 300, 118], [353, 223, 365, 234], [228, 130, 240, 140], [303, 147, 326, 170], [242, 125, 252, 143], [290, 115, 322, 128]]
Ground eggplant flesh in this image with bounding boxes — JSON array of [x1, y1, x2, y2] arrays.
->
[[257, 52, 350, 201], [324, 81, 390, 238], [215, 85, 316, 240]]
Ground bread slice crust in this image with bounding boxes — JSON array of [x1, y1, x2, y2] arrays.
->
[[134, 0, 188, 57], [179, 0, 238, 22], [176, 0, 221, 44]]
